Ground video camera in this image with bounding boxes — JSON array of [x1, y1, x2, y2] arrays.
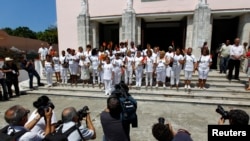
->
[[77, 106, 89, 120], [37, 102, 55, 117], [158, 117, 165, 124], [216, 105, 229, 119]]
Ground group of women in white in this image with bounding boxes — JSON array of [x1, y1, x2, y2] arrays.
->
[[43, 42, 212, 95]]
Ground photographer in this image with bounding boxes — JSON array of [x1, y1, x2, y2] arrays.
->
[[216, 105, 249, 125], [3, 105, 52, 140], [152, 117, 193, 141], [25, 95, 57, 135], [20, 57, 44, 90], [100, 91, 131, 141], [60, 106, 96, 140]]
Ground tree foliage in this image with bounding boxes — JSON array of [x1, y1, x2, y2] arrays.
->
[[1, 26, 58, 44]]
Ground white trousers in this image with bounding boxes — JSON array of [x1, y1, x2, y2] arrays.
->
[[145, 72, 153, 86], [170, 65, 182, 85], [104, 79, 112, 94]]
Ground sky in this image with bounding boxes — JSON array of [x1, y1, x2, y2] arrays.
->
[[0, 0, 57, 32]]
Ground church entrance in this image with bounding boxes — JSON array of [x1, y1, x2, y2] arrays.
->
[[211, 17, 239, 69], [141, 19, 187, 51], [99, 23, 119, 46]]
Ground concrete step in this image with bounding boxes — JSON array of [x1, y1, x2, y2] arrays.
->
[[19, 79, 250, 106], [23, 86, 250, 107]]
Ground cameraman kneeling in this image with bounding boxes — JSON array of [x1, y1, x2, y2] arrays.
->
[[152, 117, 193, 141], [61, 107, 96, 140]]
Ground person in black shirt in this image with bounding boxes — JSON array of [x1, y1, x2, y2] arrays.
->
[[2, 57, 20, 97], [100, 93, 130, 141], [20, 57, 44, 90]]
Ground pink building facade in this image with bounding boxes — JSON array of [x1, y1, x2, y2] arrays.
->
[[56, 0, 250, 67]]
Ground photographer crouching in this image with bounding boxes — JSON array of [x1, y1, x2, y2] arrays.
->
[[216, 105, 249, 125], [152, 117, 193, 141], [59, 106, 96, 140]]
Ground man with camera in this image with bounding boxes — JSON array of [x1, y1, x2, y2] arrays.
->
[[152, 117, 193, 141], [60, 106, 96, 140], [20, 57, 44, 90], [2, 105, 52, 141], [216, 105, 249, 125]]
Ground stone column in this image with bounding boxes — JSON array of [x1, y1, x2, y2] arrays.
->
[[238, 13, 250, 44], [121, 0, 136, 46], [77, 0, 91, 50], [91, 21, 99, 49], [185, 15, 193, 49], [136, 18, 141, 46], [192, 2, 212, 57]]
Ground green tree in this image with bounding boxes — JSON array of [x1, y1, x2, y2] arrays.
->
[[12, 26, 37, 39], [2, 27, 13, 35], [37, 26, 58, 44]]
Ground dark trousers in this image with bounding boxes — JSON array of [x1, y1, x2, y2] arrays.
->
[[6, 78, 20, 97], [0, 78, 8, 100], [228, 59, 240, 80], [28, 70, 41, 88], [220, 56, 229, 73]]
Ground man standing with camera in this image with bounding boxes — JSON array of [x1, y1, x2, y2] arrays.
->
[[20, 57, 44, 90], [60, 107, 96, 140], [100, 94, 131, 141]]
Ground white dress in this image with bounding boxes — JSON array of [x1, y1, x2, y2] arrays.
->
[[52, 56, 60, 72]]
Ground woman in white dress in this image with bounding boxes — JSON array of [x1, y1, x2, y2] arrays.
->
[[89, 48, 100, 87], [144, 49, 155, 89], [52, 51, 61, 83], [197, 48, 212, 89], [44, 55, 54, 87], [183, 48, 197, 90], [123, 50, 134, 87], [68, 49, 79, 86], [80, 55, 90, 87], [155, 51, 168, 88], [134, 50, 143, 89], [170, 48, 184, 90], [59, 50, 68, 86], [112, 53, 123, 85], [103, 57, 114, 95]]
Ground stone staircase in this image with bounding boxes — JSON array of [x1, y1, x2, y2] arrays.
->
[[19, 70, 250, 107]]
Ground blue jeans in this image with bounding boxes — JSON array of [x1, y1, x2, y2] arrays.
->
[[220, 56, 229, 73]]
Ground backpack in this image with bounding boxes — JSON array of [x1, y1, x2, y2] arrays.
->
[[0, 125, 27, 141], [112, 82, 138, 128], [43, 125, 83, 141]]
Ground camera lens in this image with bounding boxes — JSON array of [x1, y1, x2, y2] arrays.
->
[[158, 117, 165, 124]]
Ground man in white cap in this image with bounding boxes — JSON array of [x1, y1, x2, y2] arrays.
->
[[2, 57, 20, 98]]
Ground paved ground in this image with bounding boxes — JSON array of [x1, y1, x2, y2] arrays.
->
[[1, 94, 250, 141]]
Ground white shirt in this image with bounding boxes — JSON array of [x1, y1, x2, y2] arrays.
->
[[165, 52, 174, 60], [198, 55, 212, 70], [89, 55, 99, 70], [230, 44, 244, 60], [112, 58, 123, 68], [220, 44, 231, 57], [145, 56, 155, 72], [123, 56, 134, 71], [103, 63, 113, 80], [62, 121, 94, 141], [134, 56, 143, 70], [26, 110, 57, 136], [7, 126, 43, 141], [184, 54, 196, 71], [59, 56, 67, 68], [76, 52, 85, 66], [44, 61, 54, 73], [172, 54, 184, 66], [38, 47, 48, 61]]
